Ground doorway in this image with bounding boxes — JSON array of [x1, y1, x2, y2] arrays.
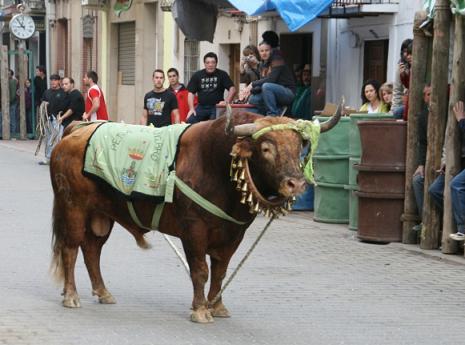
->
[[363, 39, 389, 83], [228, 44, 241, 92], [280, 33, 313, 76]]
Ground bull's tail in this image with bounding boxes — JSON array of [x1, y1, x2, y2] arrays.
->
[[50, 197, 65, 283]]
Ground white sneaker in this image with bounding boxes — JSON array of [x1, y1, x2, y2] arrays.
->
[[449, 232, 465, 241], [38, 159, 49, 166]]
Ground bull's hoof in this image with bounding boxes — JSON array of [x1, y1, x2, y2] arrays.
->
[[63, 292, 81, 308], [98, 293, 116, 304], [92, 289, 117, 304], [209, 302, 231, 318], [191, 306, 214, 323]]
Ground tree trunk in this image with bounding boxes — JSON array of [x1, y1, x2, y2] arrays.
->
[[402, 11, 432, 244], [1, 45, 10, 140], [421, 0, 451, 249], [442, 14, 465, 254]]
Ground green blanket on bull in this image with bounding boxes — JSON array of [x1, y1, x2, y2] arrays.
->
[[83, 122, 190, 200]]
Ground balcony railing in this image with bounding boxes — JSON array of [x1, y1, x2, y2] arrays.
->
[[320, 0, 399, 18], [332, 0, 399, 5]]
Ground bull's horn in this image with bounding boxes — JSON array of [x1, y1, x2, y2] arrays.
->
[[320, 97, 344, 133], [233, 123, 257, 136], [224, 103, 234, 135]]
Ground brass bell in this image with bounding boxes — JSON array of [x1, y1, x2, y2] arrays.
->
[[240, 194, 247, 204], [241, 182, 248, 192], [236, 180, 242, 191], [239, 169, 245, 181], [232, 170, 239, 182], [247, 192, 253, 203], [254, 202, 260, 213], [237, 160, 243, 168], [286, 201, 293, 210]]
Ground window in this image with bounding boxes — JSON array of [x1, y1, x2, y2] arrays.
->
[[118, 22, 135, 85], [183, 38, 199, 84]]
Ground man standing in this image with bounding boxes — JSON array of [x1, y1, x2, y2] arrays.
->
[[140, 69, 179, 127], [167, 67, 190, 123], [34, 66, 47, 108], [39, 74, 67, 165], [186, 52, 236, 123], [82, 70, 108, 121], [59, 77, 85, 129], [9, 69, 18, 135]]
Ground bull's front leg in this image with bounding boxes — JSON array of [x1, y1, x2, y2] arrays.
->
[[207, 255, 232, 318], [182, 239, 213, 323]]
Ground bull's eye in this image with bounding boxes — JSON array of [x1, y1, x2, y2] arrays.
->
[[260, 141, 276, 161]]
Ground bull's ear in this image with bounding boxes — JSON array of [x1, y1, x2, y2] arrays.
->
[[231, 140, 253, 158]]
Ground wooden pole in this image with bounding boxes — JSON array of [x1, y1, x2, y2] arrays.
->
[[442, 14, 465, 254], [421, 0, 451, 249], [18, 44, 27, 140], [402, 11, 431, 244], [1, 45, 10, 140]]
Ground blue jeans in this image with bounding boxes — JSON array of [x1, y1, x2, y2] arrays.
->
[[427, 172, 465, 233], [187, 104, 216, 124], [0, 105, 18, 137], [9, 103, 17, 134], [45, 116, 63, 160], [412, 174, 425, 215], [249, 83, 295, 116], [392, 106, 404, 119], [428, 174, 445, 212], [450, 169, 465, 233]]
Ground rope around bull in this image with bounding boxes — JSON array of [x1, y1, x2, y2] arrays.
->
[[163, 215, 276, 307]]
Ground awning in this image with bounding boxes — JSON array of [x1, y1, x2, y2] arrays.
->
[[228, 0, 334, 31], [173, 0, 333, 42]]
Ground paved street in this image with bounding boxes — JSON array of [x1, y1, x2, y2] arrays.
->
[[1, 140, 465, 345]]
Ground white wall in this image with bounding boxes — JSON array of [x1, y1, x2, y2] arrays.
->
[[326, 0, 424, 109]]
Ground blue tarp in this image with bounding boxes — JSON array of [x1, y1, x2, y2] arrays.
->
[[228, 0, 334, 31]]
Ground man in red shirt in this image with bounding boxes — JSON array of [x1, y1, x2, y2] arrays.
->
[[167, 67, 190, 123], [82, 70, 108, 121]]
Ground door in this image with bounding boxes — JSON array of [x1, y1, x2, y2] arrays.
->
[[229, 44, 241, 92], [363, 39, 389, 83]]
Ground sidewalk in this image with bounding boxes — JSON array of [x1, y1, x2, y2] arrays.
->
[[3, 140, 465, 345]]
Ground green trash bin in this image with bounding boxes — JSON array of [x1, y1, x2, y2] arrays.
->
[[315, 116, 350, 156], [314, 182, 349, 224], [313, 116, 350, 223], [314, 155, 350, 185], [344, 185, 359, 230]]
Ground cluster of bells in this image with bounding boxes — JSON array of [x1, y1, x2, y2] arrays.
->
[[230, 154, 295, 218]]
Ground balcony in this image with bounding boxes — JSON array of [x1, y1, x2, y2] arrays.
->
[[27, 0, 45, 12], [319, 0, 399, 18]]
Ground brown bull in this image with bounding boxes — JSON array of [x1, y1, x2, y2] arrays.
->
[[49, 109, 340, 323]]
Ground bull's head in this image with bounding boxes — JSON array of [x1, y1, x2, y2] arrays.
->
[[227, 102, 343, 217]]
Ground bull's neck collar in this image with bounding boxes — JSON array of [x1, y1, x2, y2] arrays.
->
[[229, 154, 294, 218]]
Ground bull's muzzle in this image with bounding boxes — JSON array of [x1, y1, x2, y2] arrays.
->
[[280, 177, 307, 197]]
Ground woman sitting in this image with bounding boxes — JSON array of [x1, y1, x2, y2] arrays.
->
[[359, 79, 389, 113], [240, 45, 260, 86], [243, 31, 296, 116], [379, 82, 393, 112]]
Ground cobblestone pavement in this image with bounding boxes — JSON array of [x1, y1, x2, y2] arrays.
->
[[1, 140, 465, 345]]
